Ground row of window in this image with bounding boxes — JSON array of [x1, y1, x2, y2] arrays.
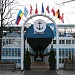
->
[[53, 39, 75, 44], [2, 39, 21, 46], [1, 59, 21, 63], [59, 48, 75, 63], [2, 48, 21, 56], [44, 48, 75, 64]]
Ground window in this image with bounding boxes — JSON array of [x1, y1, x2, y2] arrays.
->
[[9, 39, 12, 44], [62, 40, 65, 44], [12, 48, 14, 56], [15, 59, 17, 63], [59, 40, 65, 44], [65, 49, 68, 57], [2, 48, 5, 56], [15, 48, 18, 56], [2, 50, 5, 56], [18, 59, 20, 63], [6, 48, 9, 56], [59, 58, 62, 63], [62, 48, 64, 57], [9, 48, 11, 56], [53, 40, 56, 44], [59, 48, 61, 57], [12, 59, 15, 62], [3, 39, 5, 46], [18, 48, 20, 57], [59, 40, 61, 44], [6, 39, 8, 44], [66, 40, 71, 44], [72, 40, 75, 44], [62, 58, 64, 63]]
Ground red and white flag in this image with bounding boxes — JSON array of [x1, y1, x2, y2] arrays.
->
[[30, 4, 33, 15], [51, 8, 55, 16], [35, 3, 38, 14], [46, 6, 50, 13]]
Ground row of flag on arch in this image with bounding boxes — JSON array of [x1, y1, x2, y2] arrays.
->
[[16, 3, 64, 25]]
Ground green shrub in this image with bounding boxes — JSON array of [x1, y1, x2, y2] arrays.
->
[[25, 50, 31, 65]]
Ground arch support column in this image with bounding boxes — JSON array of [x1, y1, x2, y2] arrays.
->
[[21, 23, 25, 70], [56, 26, 59, 70]]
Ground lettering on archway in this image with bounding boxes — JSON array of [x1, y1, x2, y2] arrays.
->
[[21, 14, 59, 70]]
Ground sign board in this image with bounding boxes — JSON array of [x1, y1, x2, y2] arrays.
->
[[33, 19, 46, 33]]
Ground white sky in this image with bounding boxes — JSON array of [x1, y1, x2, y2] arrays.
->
[[10, 0, 75, 25]]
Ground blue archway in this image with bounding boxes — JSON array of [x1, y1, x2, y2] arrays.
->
[[24, 25, 54, 51], [25, 25, 54, 38]]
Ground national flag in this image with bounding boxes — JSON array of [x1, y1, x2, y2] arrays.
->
[[16, 15, 21, 25], [16, 10, 24, 25], [46, 5, 50, 13], [35, 3, 38, 14], [51, 8, 55, 16], [18, 10, 24, 18], [60, 13, 64, 23], [42, 3, 44, 13], [55, 9, 60, 18], [30, 4, 33, 15], [24, 7, 29, 17]]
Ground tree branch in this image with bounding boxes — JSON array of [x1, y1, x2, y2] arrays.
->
[[3, 0, 15, 14], [3, 19, 16, 27], [56, 0, 75, 5]]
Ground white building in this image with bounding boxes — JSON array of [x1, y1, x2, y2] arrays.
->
[[1, 23, 75, 69]]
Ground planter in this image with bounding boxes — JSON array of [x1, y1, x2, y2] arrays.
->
[[64, 63, 75, 70], [24, 64, 31, 70], [0, 63, 16, 70]]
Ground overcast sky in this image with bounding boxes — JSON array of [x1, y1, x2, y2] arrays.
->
[[14, 0, 75, 25]]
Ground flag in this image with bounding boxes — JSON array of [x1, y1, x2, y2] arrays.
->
[[35, 3, 38, 14], [30, 4, 33, 15], [46, 5, 50, 13], [16, 10, 24, 25], [16, 15, 21, 25], [18, 10, 24, 18], [24, 7, 28, 17], [42, 3, 44, 13], [55, 9, 60, 18], [60, 13, 64, 23], [51, 8, 55, 16]]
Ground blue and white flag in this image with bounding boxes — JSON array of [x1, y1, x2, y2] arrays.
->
[[24, 7, 29, 17]]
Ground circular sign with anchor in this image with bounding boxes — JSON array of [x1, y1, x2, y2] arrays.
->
[[34, 19, 46, 33]]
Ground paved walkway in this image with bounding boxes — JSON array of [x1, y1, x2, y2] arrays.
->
[[0, 70, 22, 75], [57, 69, 75, 75], [0, 61, 75, 75], [0, 69, 75, 75], [31, 61, 49, 68], [24, 69, 58, 75], [24, 61, 58, 75]]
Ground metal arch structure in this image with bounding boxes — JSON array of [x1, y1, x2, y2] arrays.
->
[[21, 14, 59, 70]]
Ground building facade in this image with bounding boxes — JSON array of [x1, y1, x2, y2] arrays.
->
[[1, 24, 75, 69]]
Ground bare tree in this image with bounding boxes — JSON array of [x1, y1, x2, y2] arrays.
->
[[56, 0, 75, 5], [0, 0, 20, 60]]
